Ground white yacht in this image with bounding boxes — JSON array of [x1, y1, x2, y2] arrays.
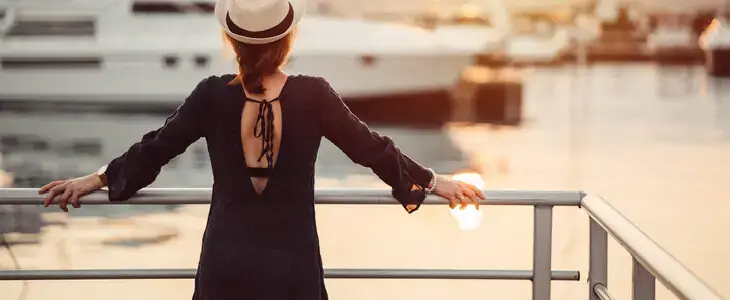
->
[[0, 0, 491, 106]]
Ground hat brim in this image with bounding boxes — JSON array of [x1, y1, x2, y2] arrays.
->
[[215, 0, 305, 45]]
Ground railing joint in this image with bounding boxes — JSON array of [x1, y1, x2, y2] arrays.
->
[[577, 190, 588, 208], [594, 283, 616, 300]]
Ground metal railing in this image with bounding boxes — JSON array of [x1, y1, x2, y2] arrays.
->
[[582, 195, 724, 300], [0, 188, 724, 300]]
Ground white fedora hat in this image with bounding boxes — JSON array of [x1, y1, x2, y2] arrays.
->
[[215, 0, 306, 45]]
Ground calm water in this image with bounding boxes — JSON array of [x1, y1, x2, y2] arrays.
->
[[1, 63, 730, 299]]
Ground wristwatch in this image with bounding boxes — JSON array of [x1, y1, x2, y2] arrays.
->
[[96, 164, 109, 186]]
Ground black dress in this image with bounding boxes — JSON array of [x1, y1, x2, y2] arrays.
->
[[103, 74, 433, 299]]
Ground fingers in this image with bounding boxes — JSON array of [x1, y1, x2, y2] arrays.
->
[[440, 179, 486, 210], [462, 188, 479, 209], [469, 184, 486, 200], [44, 183, 65, 208], [41, 177, 96, 211], [39, 180, 64, 195], [451, 188, 468, 210], [58, 187, 73, 212], [69, 190, 81, 209], [455, 184, 482, 210], [448, 196, 458, 209]]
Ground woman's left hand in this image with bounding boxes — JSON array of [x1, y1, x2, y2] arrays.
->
[[432, 175, 486, 209], [38, 173, 105, 212]]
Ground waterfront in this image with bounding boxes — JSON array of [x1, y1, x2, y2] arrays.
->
[[1, 63, 730, 299]]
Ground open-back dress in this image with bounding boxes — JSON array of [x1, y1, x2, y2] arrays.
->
[[103, 74, 434, 299]]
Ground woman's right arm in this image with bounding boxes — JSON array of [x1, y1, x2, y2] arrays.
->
[[315, 77, 484, 213], [39, 76, 214, 211]]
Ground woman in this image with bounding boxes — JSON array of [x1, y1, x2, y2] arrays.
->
[[37, 0, 485, 298]]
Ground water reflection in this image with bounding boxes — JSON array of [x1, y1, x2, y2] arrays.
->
[[656, 65, 703, 100], [0, 108, 474, 220]]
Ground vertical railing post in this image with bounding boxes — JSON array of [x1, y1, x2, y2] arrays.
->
[[532, 205, 553, 300], [589, 219, 608, 300], [632, 258, 656, 300]]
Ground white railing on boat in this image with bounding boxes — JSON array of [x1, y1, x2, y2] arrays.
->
[[0, 188, 724, 300]]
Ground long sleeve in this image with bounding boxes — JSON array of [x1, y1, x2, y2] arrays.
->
[[316, 78, 432, 213], [105, 77, 213, 201]]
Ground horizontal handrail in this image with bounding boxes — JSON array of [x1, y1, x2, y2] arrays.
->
[[0, 268, 581, 281], [581, 195, 724, 300], [0, 188, 584, 206], [1, 188, 724, 300]]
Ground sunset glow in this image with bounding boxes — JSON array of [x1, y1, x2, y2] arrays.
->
[[449, 172, 485, 230]]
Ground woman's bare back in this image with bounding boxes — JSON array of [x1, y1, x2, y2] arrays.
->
[[240, 71, 289, 195]]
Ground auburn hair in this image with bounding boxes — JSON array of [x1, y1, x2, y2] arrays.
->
[[225, 31, 296, 94]]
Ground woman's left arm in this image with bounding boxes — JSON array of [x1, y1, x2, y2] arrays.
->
[[103, 76, 214, 201], [40, 76, 214, 210], [316, 78, 483, 213]]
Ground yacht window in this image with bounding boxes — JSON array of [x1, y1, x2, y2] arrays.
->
[[1, 57, 101, 69], [70, 140, 102, 156], [192, 2, 215, 12], [0, 135, 50, 153], [132, 2, 214, 14], [163, 55, 179, 68], [359, 55, 377, 67], [6, 20, 95, 37], [193, 55, 208, 68]]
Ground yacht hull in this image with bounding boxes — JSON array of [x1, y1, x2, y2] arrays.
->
[[0, 52, 472, 106]]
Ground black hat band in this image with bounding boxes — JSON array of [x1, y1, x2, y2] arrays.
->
[[225, 3, 294, 39]]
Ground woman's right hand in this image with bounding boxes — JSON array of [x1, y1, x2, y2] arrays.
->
[[432, 175, 485, 209], [38, 173, 106, 212]]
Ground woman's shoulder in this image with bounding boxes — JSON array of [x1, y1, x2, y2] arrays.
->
[[172, 75, 238, 116], [289, 74, 333, 89], [286, 74, 341, 101], [198, 74, 238, 92], [187, 74, 239, 103]]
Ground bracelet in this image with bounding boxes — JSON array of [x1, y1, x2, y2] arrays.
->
[[424, 168, 437, 193]]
